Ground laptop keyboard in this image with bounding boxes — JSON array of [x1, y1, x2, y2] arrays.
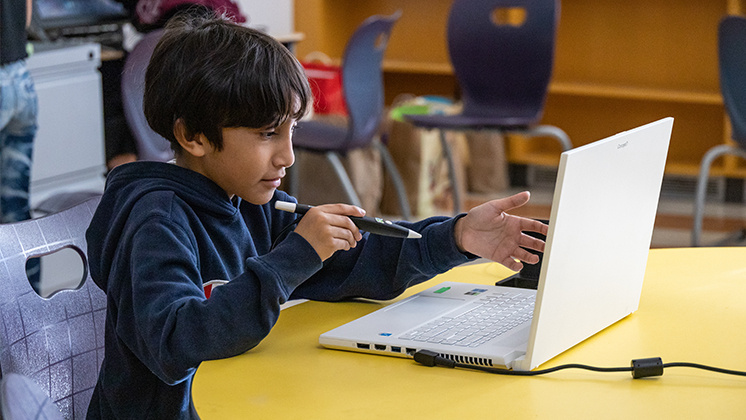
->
[[398, 292, 535, 347]]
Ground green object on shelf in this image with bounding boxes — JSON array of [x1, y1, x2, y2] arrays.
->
[[390, 104, 430, 122]]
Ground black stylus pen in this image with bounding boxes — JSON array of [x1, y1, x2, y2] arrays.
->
[[275, 201, 422, 239]]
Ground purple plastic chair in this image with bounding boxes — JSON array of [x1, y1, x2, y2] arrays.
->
[[121, 29, 174, 162], [0, 197, 105, 419], [405, 0, 571, 213], [290, 11, 412, 219]]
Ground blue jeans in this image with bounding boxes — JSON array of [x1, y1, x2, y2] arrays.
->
[[0, 60, 37, 223], [1, 60, 39, 291]]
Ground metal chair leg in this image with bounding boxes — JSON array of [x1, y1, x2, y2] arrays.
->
[[438, 130, 462, 214], [692, 144, 746, 246], [373, 138, 412, 220], [433, 125, 571, 217], [325, 151, 363, 208]]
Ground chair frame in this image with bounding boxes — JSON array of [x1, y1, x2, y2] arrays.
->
[[0, 197, 104, 419], [691, 15, 746, 247], [290, 11, 412, 219]]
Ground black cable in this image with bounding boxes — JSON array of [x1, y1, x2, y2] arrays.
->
[[270, 217, 301, 251], [413, 350, 746, 379], [662, 362, 746, 377], [454, 362, 632, 376]]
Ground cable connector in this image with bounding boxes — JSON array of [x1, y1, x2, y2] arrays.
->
[[414, 350, 456, 368], [631, 357, 664, 379]]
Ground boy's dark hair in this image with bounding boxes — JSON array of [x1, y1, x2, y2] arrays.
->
[[143, 11, 311, 152]]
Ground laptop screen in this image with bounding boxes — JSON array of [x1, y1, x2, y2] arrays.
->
[[34, 0, 128, 29]]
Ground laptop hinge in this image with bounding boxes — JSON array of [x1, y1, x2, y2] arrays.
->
[[506, 354, 527, 370]]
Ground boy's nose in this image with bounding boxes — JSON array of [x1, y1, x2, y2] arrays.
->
[[276, 139, 295, 169]]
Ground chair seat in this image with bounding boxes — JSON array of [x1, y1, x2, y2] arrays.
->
[[293, 119, 350, 152], [405, 113, 533, 131]]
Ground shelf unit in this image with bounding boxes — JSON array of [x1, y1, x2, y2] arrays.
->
[[295, 0, 746, 179]]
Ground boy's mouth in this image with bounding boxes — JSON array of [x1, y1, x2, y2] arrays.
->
[[262, 177, 282, 188]]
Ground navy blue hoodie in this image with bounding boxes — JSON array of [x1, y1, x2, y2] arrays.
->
[[85, 161, 473, 419]]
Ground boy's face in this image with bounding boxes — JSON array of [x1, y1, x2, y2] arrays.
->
[[183, 119, 296, 205]]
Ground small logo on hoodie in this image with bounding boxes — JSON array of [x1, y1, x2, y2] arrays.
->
[[203, 279, 229, 299]]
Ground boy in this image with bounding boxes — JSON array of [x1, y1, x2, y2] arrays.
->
[[85, 12, 548, 419]]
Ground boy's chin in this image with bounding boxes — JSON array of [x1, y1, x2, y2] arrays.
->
[[241, 191, 275, 206]]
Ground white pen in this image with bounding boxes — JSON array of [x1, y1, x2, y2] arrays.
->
[[275, 201, 422, 239]]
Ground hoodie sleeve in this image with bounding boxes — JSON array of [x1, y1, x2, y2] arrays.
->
[[117, 214, 322, 385], [290, 214, 476, 302]]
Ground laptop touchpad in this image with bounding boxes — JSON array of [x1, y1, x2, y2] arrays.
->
[[382, 295, 464, 324]]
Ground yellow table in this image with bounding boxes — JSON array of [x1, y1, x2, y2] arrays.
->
[[193, 248, 746, 419]]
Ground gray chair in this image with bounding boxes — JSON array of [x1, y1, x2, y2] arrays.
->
[[0, 197, 105, 419], [0, 373, 63, 420], [691, 15, 746, 246], [121, 29, 174, 162]]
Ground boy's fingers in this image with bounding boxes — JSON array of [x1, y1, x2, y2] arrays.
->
[[512, 248, 540, 265], [498, 191, 531, 212], [500, 256, 524, 272], [332, 226, 359, 248], [520, 234, 546, 253], [330, 214, 361, 236], [317, 203, 366, 217], [528, 219, 549, 235]]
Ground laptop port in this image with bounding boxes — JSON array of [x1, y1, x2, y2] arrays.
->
[[374, 344, 386, 351], [391, 346, 402, 353], [356, 343, 370, 349], [406, 348, 417, 355]]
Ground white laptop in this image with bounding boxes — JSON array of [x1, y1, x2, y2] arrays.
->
[[319, 118, 673, 371]]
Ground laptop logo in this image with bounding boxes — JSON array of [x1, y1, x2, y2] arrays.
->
[[617, 141, 629, 149], [434, 286, 451, 294], [465, 288, 488, 296]]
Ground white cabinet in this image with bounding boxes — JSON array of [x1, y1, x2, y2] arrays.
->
[[236, 0, 293, 36], [26, 42, 106, 211]]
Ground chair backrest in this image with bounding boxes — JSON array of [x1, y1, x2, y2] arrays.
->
[[1, 373, 63, 420], [0, 197, 105, 419], [447, 0, 558, 126], [341, 10, 401, 150], [121, 29, 175, 162], [719, 15, 746, 149]]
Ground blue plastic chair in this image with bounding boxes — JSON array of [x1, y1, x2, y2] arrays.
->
[[692, 15, 746, 246], [404, 0, 571, 213], [0, 197, 105, 419], [290, 11, 412, 219], [121, 29, 174, 162]]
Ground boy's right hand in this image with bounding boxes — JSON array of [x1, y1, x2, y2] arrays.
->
[[293, 204, 365, 261]]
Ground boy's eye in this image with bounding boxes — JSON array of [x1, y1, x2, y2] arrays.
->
[[260, 130, 278, 138]]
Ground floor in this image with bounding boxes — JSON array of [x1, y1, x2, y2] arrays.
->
[[461, 169, 746, 249]]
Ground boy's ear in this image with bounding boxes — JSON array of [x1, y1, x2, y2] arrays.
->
[[174, 118, 209, 157]]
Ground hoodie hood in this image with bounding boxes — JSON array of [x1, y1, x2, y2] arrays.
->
[[86, 161, 238, 291]]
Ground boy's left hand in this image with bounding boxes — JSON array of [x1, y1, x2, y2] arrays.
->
[[454, 191, 548, 272]]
